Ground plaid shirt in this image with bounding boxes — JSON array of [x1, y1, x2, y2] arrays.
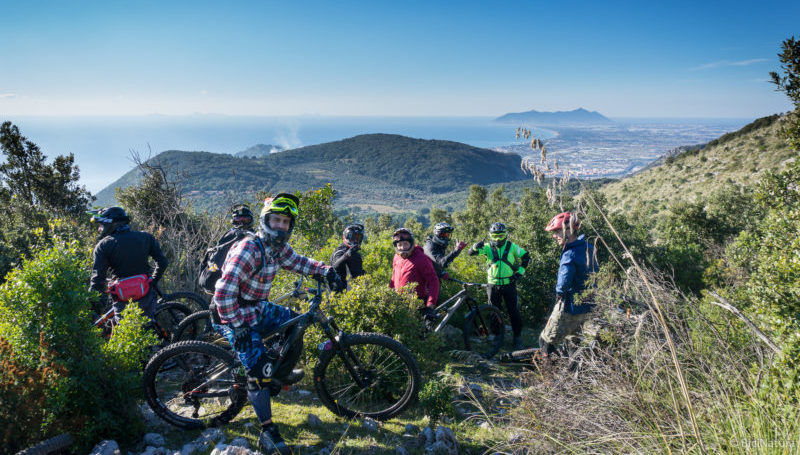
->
[[213, 236, 328, 328]]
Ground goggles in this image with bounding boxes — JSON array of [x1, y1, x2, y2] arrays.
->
[[440, 231, 452, 239], [265, 196, 298, 217], [489, 232, 507, 241]]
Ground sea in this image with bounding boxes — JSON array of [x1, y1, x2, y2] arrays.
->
[[2, 115, 752, 194]]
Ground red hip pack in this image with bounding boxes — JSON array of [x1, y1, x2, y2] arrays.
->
[[108, 274, 152, 301]]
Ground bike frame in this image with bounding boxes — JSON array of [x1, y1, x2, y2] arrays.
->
[[185, 276, 371, 398], [430, 278, 487, 332]]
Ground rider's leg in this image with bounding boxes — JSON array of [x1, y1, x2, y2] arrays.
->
[[501, 284, 523, 349], [484, 285, 505, 359]]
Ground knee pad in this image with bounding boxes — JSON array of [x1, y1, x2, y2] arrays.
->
[[246, 352, 277, 391]]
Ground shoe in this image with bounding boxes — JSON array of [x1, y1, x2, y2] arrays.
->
[[259, 423, 291, 454]]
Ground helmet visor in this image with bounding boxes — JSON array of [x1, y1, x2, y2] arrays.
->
[[440, 231, 451, 239], [268, 196, 299, 217]]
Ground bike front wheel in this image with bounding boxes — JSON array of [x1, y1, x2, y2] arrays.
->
[[143, 340, 247, 429], [313, 333, 421, 421], [463, 304, 506, 356]]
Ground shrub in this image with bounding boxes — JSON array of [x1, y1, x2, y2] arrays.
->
[[419, 376, 454, 427], [0, 241, 157, 451]]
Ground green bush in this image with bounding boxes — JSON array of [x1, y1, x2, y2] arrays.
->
[[0, 241, 157, 451], [419, 376, 455, 427]]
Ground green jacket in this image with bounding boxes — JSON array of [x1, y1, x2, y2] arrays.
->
[[472, 241, 529, 285]]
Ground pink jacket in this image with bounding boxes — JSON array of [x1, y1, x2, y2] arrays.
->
[[390, 245, 440, 307]]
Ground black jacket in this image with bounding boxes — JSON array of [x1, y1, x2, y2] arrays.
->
[[423, 235, 462, 277], [90, 228, 169, 293], [330, 244, 364, 288]]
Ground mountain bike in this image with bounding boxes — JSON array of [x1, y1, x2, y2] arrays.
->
[[171, 277, 311, 344], [143, 276, 422, 429], [93, 300, 192, 346], [427, 278, 506, 358]]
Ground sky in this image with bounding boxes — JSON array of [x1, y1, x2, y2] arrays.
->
[[0, 0, 798, 118]]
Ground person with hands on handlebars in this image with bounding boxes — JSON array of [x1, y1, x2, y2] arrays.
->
[[469, 222, 530, 356], [330, 223, 366, 290], [389, 228, 440, 325], [424, 222, 468, 283], [211, 192, 343, 454]]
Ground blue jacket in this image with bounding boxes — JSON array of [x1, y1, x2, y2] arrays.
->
[[556, 235, 598, 314]]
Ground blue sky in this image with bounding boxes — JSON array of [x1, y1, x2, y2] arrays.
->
[[0, 0, 797, 117]]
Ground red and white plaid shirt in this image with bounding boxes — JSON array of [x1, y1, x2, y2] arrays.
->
[[213, 236, 328, 328]]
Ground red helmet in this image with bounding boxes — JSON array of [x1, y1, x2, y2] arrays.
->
[[545, 212, 579, 233]]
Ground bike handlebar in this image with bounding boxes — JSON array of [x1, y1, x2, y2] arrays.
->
[[445, 277, 487, 288]]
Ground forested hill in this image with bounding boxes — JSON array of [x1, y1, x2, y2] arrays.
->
[[601, 114, 795, 216], [95, 134, 526, 209]]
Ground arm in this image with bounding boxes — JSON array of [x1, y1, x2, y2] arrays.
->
[[149, 235, 169, 283], [89, 243, 109, 293], [278, 243, 328, 277], [441, 247, 462, 269], [422, 259, 440, 308], [330, 247, 350, 270], [555, 261, 576, 297], [468, 241, 486, 256], [516, 244, 530, 275]]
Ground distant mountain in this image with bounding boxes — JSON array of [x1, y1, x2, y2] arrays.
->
[[601, 114, 794, 217], [234, 144, 284, 158], [95, 134, 527, 211], [495, 108, 613, 125]]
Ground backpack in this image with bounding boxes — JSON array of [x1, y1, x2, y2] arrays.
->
[[198, 230, 266, 294]]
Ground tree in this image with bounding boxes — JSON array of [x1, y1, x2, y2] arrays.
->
[[770, 36, 800, 150], [0, 121, 92, 215]]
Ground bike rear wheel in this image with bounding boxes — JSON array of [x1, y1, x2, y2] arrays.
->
[[463, 304, 506, 356], [314, 333, 421, 421], [160, 291, 208, 313], [143, 340, 247, 429], [172, 310, 229, 347]]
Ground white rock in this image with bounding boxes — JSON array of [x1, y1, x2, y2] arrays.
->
[[434, 426, 459, 455], [421, 427, 436, 447], [201, 428, 225, 443], [228, 437, 250, 448], [308, 413, 323, 427], [90, 440, 121, 455], [479, 421, 491, 430], [179, 443, 197, 455], [362, 417, 379, 432], [404, 423, 420, 434], [143, 433, 166, 447], [210, 444, 260, 455]]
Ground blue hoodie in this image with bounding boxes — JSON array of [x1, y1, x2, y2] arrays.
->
[[556, 235, 598, 314]]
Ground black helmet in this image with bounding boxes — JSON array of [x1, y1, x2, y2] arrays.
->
[[489, 222, 507, 246], [89, 207, 130, 239], [343, 223, 365, 247], [432, 222, 454, 246], [230, 203, 254, 228], [258, 193, 300, 247], [392, 227, 414, 253]]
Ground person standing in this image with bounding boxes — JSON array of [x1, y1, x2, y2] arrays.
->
[[469, 222, 530, 356], [423, 222, 467, 280], [212, 193, 343, 454], [539, 212, 598, 359], [389, 228, 440, 322], [330, 223, 366, 289], [88, 206, 168, 321]]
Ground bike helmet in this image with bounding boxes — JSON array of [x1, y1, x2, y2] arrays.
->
[[89, 206, 131, 239], [489, 222, 507, 246], [545, 212, 580, 235], [432, 222, 454, 246], [259, 193, 300, 247], [230, 203, 254, 228], [392, 227, 414, 253], [343, 223, 365, 248]]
